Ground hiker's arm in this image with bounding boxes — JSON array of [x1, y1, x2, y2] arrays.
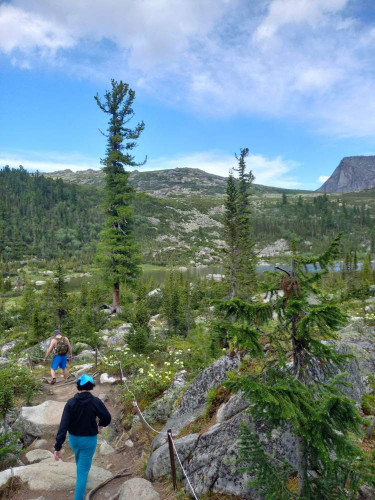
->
[[44, 340, 56, 361], [65, 337, 73, 360], [95, 399, 111, 428], [54, 402, 71, 452]]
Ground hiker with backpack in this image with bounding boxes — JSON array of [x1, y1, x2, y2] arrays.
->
[[44, 329, 72, 384]]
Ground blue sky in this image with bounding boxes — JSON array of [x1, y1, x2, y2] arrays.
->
[[1, 0, 375, 190]]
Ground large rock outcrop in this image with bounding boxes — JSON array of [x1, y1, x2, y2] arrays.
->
[[150, 353, 241, 451], [0, 459, 112, 491], [13, 400, 65, 438], [146, 324, 375, 498], [141, 370, 188, 425], [317, 156, 375, 193]]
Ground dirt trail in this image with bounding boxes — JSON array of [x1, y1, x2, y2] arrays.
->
[[15, 375, 175, 500]]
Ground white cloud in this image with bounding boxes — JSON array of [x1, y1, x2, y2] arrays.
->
[[0, 149, 301, 188], [0, 150, 100, 172], [318, 175, 329, 184], [0, 5, 73, 57], [2, 1, 375, 137], [254, 0, 348, 41], [7, 0, 229, 70]]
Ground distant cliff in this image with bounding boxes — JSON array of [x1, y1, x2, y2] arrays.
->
[[317, 156, 375, 193]]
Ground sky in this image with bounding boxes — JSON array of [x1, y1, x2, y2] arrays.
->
[[1, 0, 375, 190]]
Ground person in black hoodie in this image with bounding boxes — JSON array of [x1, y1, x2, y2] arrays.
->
[[54, 374, 111, 500]]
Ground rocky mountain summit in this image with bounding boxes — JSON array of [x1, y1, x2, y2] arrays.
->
[[44, 167, 308, 197], [44, 167, 227, 196], [317, 156, 375, 193]]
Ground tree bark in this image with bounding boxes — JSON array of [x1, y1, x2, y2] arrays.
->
[[297, 435, 308, 496], [290, 258, 307, 495], [112, 282, 122, 313], [365, 417, 375, 440], [231, 278, 236, 300]]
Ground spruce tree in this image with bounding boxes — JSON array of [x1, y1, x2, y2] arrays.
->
[[21, 281, 36, 324], [162, 271, 190, 336], [361, 254, 372, 285], [223, 169, 239, 298], [218, 235, 374, 498], [94, 80, 145, 312], [234, 148, 257, 298], [53, 262, 69, 332], [222, 150, 256, 299], [31, 303, 45, 343]]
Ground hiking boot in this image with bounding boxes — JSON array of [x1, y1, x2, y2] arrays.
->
[[51, 378, 56, 385]]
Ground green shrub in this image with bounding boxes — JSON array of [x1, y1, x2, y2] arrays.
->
[[0, 386, 14, 420], [0, 431, 21, 463], [128, 326, 149, 353], [0, 366, 40, 407], [362, 394, 375, 415], [184, 326, 215, 376], [205, 385, 231, 420], [362, 375, 375, 415]]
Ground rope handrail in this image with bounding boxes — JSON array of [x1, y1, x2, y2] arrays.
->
[[132, 400, 161, 434], [118, 359, 199, 498]]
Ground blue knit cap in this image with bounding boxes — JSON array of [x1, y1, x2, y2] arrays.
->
[[77, 374, 94, 386]]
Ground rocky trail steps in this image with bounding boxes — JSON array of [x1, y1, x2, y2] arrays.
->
[[0, 374, 172, 500]]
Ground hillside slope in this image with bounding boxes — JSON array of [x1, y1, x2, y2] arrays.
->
[[0, 166, 102, 261], [317, 156, 375, 193], [2, 167, 375, 265]]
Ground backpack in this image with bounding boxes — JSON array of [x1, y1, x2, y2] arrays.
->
[[54, 336, 69, 355]]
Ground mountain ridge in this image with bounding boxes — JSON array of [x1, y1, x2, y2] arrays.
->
[[43, 167, 312, 196]]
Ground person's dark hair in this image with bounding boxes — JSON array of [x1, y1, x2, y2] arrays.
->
[[77, 380, 95, 391]]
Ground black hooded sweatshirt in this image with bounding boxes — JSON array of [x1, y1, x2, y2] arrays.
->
[[54, 392, 111, 451]]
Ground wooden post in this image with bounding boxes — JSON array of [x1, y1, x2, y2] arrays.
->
[[167, 430, 177, 491], [118, 360, 123, 383], [132, 402, 152, 444]]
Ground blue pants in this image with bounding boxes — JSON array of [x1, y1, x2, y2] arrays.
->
[[68, 433, 97, 500]]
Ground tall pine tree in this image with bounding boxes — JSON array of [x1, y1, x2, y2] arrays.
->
[[95, 80, 145, 312]]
